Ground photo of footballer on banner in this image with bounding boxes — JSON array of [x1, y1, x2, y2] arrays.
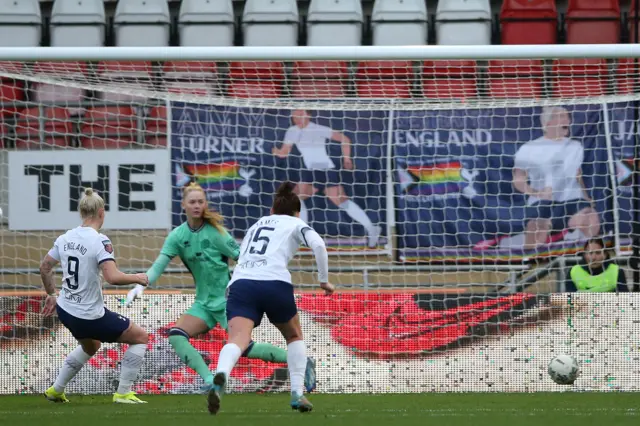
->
[[170, 103, 387, 254], [394, 103, 617, 263]]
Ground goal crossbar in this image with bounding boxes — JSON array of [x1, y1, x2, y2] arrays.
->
[[0, 44, 639, 62]]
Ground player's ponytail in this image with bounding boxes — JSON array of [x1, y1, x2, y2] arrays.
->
[[182, 182, 224, 233], [79, 187, 105, 219], [272, 181, 301, 216]]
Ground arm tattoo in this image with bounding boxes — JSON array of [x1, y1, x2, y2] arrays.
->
[[40, 258, 57, 295]]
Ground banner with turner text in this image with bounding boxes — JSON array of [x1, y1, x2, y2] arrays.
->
[[170, 103, 388, 254]]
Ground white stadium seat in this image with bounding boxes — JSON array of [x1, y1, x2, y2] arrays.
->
[[242, 0, 299, 47], [179, 0, 234, 47], [436, 0, 492, 45], [0, 0, 41, 47], [307, 0, 363, 46], [114, 0, 170, 47], [50, 0, 105, 47], [372, 0, 428, 46]]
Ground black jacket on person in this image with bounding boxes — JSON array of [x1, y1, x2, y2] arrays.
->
[[564, 260, 635, 292]]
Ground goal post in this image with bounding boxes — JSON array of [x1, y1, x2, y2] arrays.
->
[[0, 44, 639, 394]]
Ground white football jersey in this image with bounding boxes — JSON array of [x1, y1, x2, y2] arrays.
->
[[283, 122, 335, 170], [514, 137, 585, 205], [48, 226, 115, 319], [230, 215, 312, 285]]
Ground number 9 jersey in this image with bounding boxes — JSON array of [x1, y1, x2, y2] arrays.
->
[[230, 214, 328, 286], [47, 226, 116, 319]]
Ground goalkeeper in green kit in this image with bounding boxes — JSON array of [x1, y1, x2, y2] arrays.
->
[[125, 182, 316, 392]]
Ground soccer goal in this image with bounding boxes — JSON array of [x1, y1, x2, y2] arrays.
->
[[0, 44, 639, 394]]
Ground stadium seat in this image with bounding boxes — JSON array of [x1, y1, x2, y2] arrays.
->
[[291, 61, 348, 98], [242, 0, 298, 46], [552, 58, 608, 98], [33, 62, 87, 114], [164, 61, 219, 96], [371, 0, 428, 46], [423, 60, 477, 99], [629, 2, 640, 44], [500, 0, 557, 45], [435, 0, 492, 45], [228, 61, 285, 98], [0, 0, 41, 47], [81, 106, 138, 148], [145, 105, 167, 147], [97, 61, 153, 103], [114, 0, 170, 47], [0, 62, 25, 117], [179, 0, 234, 46], [50, 0, 105, 47], [566, 0, 620, 44], [15, 107, 74, 149], [615, 59, 639, 95], [307, 0, 363, 46], [356, 61, 414, 98], [487, 60, 544, 99]]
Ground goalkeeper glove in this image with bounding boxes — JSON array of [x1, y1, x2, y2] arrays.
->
[[125, 284, 145, 307]]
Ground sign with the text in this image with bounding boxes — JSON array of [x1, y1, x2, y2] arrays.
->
[[8, 150, 170, 230]]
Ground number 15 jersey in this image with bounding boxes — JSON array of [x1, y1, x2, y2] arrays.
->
[[48, 226, 115, 319], [230, 215, 314, 285]]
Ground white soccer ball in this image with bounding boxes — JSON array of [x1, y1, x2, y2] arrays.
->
[[548, 354, 580, 385]]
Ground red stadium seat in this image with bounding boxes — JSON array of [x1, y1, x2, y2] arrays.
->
[[97, 61, 153, 103], [81, 106, 137, 148], [0, 120, 8, 148], [630, 2, 640, 43], [292, 80, 346, 98], [552, 58, 608, 98], [163, 61, 219, 96], [0, 79, 24, 117], [566, 0, 620, 44], [33, 62, 87, 106], [423, 60, 477, 100], [292, 61, 348, 99], [615, 59, 640, 95], [356, 61, 414, 99], [0, 61, 25, 117], [500, 0, 557, 45], [145, 105, 168, 147], [15, 107, 74, 149], [487, 60, 544, 99], [228, 62, 284, 98]]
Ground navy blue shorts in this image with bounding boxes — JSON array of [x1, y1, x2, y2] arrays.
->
[[525, 200, 592, 231], [56, 305, 130, 343], [301, 169, 341, 189], [226, 279, 297, 327]]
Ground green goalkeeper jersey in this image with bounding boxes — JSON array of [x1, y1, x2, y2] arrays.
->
[[146, 222, 241, 312]]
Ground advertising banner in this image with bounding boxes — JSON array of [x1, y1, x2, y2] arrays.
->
[[394, 104, 619, 262], [8, 150, 170, 231], [2, 293, 639, 394], [170, 104, 388, 252]]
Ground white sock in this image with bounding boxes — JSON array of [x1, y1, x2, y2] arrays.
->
[[117, 344, 146, 395], [216, 343, 242, 378], [299, 200, 309, 223], [53, 346, 92, 393], [287, 340, 306, 397], [339, 200, 373, 232]]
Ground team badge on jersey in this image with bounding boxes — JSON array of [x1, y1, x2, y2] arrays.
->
[[102, 240, 113, 254]]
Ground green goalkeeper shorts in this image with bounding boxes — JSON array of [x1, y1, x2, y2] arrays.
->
[[184, 301, 227, 330]]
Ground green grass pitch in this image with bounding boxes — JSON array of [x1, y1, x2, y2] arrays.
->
[[1, 393, 639, 426]]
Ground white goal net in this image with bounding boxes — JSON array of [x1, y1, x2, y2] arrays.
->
[[0, 45, 639, 394]]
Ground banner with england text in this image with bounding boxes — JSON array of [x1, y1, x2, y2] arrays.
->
[[394, 103, 619, 263]]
